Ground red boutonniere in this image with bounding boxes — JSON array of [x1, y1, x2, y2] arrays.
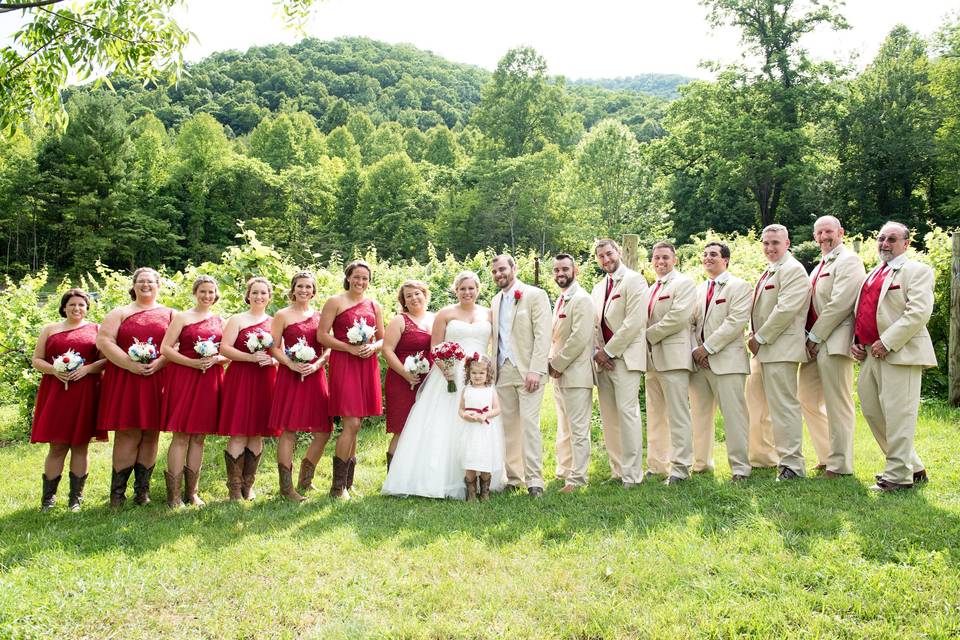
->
[[513, 289, 522, 301]]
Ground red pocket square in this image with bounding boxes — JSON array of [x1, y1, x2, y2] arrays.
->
[[610, 294, 621, 301], [764, 284, 775, 290], [715, 298, 726, 304], [658, 295, 670, 300], [819, 272, 831, 278], [558, 314, 567, 319], [888, 284, 901, 290]]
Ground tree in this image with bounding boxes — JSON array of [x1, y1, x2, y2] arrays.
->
[[424, 125, 463, 167], [930, 14, 960, 227], [355, 153, 434, 259], [473, 47, 582, 158], [248, 111, 325, 172], [0, 0, 329, 134]]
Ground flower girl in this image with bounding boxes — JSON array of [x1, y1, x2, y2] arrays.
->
[[458, 354, 504, 501]]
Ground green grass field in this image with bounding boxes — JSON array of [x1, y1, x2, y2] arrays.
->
[[1, 393, 959, 639]]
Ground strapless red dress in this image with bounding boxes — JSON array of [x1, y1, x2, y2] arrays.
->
[[219, 318, 279, 437], [327, 299, 383, 418], [267, 314, 332, 433], [384, 313, 431, 434], [31, 323, 108, 445], [160, 316, 223, 434], [97, 307, 171, 431]]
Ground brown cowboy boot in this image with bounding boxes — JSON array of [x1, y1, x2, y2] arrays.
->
[[329, 456, 350, 499], [132, 463, 154, 506], [296, 458, 317, 494], [278, 463, 306, 502], [224, 451, 244, 501], [183, 466, 205, 506], [165, 469, 184, 508], [464, 477, 477, 502], [386, 452, 393, 472], [110, 465, 134, 508], [41, 473, 61, 512], [478, 474, 491, 502], [67, 472, 87, 512], [241, 448, 262, 500], [346, 456, 361, 497]]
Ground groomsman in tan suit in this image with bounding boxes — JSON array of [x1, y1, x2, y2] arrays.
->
[[548, 254, 596, 493], [689, 241, 753, 480], [591, 238, 649, 487], [746, 224, 811, 480], [491, 255, 552, 498], [644, 241, 696, 484], [851, 222, 936, 491], [798, 216, 865, 477]]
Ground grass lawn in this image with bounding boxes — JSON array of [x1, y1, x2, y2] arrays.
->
[[1, 391, 959, 639]]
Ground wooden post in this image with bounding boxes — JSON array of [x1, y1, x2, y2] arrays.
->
[[950, 232, 960, 406], [622, 234, 640, 270], [534, 256, 540, 288]]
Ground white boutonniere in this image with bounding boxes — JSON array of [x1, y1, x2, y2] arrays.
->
[[716, 279, 728, 288], [824, 253, 839, 265]]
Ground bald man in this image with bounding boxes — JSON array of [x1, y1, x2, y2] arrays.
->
[[798, 216, 865, 477], [746, 224, 811, 481], [852, 222, 936, 491]]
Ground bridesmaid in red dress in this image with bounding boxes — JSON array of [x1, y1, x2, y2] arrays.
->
[[381, 280, 434, 471], [318, 260, 385, 498], [160, 275, 226, 508], [267, 271, 332, 502], [97, 267, 172, 507], [219, 276, 278, 501], [31, 288, 107, 511]]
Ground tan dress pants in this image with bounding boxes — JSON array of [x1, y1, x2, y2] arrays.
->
[[596, 359, 644, 484], [498, 361, 545, 489], [798, 351, 856, 474], [689, 368, 751, 477], [746, 358, 805, 475], [645, 367, 693, 479], [553, 385, 593, 487]]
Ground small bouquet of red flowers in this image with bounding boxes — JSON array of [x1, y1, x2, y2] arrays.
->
[[431, 341, 465, 393]]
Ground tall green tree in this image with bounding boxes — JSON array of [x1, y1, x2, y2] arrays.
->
[[355, 153, 435, 259]]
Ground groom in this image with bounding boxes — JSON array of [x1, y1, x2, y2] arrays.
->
[[491, 255, 552, 497]]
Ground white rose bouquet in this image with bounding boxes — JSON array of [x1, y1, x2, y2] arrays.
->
[[402, 351, 430, 389], [346, 318, 375, 345], [53, 349, 85, 390], [128, 337, 158, 364], [193, 336, 220, 374], [285, 337, 317, 382]]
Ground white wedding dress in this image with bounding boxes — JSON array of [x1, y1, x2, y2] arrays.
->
[[382, 319, 505, 499]]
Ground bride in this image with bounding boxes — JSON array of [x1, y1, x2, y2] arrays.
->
[[382, 271, 505, 499]]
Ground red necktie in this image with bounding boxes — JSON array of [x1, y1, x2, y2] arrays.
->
[[556, 294, 565, 316], [647, 280, 663, 319], [601, 276, 615, 343], [805, 259, 825, 332], [701, 279, 716, 342], [868, 263, 890, 286], [751, 270, 771, 332]]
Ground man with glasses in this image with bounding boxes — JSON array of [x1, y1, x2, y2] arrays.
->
[[851, 222, 936, 491]]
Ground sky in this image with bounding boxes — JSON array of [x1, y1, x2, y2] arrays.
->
[[168, 0, 957, 79]]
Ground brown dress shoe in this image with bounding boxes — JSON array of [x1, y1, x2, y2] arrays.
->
[[870, 478, 913, 492], [559, 484, 578, 493]]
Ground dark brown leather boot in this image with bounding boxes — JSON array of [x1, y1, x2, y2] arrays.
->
[[478, 474, 491, 502], [346, 456, 361, 497], [110, 465, 134, 508], [132, 463, 154, 506], [68, 472, 87, 512], [386, 452, 393, 472], [224, 451, 243, 501], [464, 477, 477, 502], [241, 448, 262, 500], [278, 463, 306, 502], [41, 473, 61, 512], [165, 469, 184, 508], [329, 456, 350, 499], [183, 466, 205, 506], [296, 457, 317, 494]]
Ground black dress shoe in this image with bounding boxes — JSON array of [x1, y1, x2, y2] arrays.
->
[[875, 469, 929, 484], [730, 474, 749, 482], [776, 466, 800, 482], [663, 475, 686, 486], [870, 478, 914, 492], [502, 484, 521, 493], [528, 487, 543, 498], [643, 470, 663, 481]]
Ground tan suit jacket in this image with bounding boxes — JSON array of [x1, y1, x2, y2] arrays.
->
[[751, 254, 810, 364], [691, 274, 751, 375], [853, 259, 937, 368], [550, 282, 595, 389], [646, 270, 695, 372], [591, 266, 649, 371], [808, 246, 865, 357], [491, 281, 552, 378]]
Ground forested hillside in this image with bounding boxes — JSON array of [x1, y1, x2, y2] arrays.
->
[[2, 9, 959, 279], [571, 74, 694, 100]]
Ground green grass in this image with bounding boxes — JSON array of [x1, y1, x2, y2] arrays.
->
[[1, 390, 959, 639]]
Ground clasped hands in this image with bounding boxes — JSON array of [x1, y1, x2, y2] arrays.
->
[[851, 341, 888, 362]]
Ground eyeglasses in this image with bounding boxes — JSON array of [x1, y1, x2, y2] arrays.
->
[[134, 279, 158, 285], [876, 235, 903, 243]]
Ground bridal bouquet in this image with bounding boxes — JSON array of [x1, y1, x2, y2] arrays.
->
[[285, 337, 317, 382], [346, 318, 375, 345], [53, 349, 85, 390], [431, 342, 465, 393], [193, 336, 220, 374], [402, 351, 430, 389], [128, 337, 158, 364], [245, 329, 273, 353]]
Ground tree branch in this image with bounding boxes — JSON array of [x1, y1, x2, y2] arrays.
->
[[0, 0, 64, 13], [39, 6, 148, 46]]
